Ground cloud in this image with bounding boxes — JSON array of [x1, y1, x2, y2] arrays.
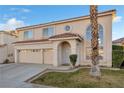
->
[[0, 18, 25, 31], [2, 14, 10, 20], [113, 16, 122, 23], [10, 8, 31, 13], [21, 8, 31, 13]]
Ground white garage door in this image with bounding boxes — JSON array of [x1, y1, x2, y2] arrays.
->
[[19, 49, 42, 64], [43, 49, 53, 64]]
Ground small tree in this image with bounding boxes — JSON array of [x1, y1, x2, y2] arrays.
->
[[69, 54, 77, 67]]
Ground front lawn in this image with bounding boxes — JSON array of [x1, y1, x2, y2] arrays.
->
[[31, 68, 124, 88]]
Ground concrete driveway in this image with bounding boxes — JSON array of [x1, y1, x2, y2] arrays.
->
[[0, 63, 52, 88]]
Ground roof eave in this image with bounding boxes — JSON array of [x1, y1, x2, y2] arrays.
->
[[16, 9, 116, 31]]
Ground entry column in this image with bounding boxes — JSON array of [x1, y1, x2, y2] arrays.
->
[[70, 40, 77, 54], [53, 42, 59, 67]]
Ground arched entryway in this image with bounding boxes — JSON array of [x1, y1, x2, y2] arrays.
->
[[58, 41, 71, 65]]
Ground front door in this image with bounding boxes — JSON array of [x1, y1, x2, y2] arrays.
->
[[62, 42, 71, 64]]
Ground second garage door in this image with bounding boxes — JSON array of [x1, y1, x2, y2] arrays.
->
[[43, 49, 53, 64]]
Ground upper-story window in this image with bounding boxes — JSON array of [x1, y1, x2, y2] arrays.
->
[[85, 24, 104, 60], [43, 27, 54, 37], [24, 31, 33, 40]]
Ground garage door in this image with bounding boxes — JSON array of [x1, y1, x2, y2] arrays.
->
[[19, 49, 42, 64], [43, 49, 53, 64]]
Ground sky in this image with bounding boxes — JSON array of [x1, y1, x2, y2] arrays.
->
[[0, 5, 123, 40]]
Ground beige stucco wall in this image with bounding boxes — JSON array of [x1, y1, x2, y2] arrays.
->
[[0, 32, 17, 63], [0, 46, 7, 63], [16, 14, 113, 67], [18, 15, 112, 40]]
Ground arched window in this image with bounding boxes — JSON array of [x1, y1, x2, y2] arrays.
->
[[86, 24, 104, 60]]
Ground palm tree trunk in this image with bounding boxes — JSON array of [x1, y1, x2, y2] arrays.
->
[[90, 5, 101, 78]]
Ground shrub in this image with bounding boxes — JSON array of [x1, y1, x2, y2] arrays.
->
[[3, 59, 10, 64], [69, 54, 77, 67], [112, 45, 124, 50], [112, 45, 124, 68], [120, 60, 124, 69]]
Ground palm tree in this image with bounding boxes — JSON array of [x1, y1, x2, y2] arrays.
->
[[90, 5, 101, 78]]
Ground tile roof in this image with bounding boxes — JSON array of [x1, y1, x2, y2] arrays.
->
[[49, 33, 83, 39], [0, 30, 17, 37], [113, 37, 124, 43], [13, 33, 83, 44]]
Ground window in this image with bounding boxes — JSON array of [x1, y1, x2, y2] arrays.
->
[[85, 24, 104, 60], [65, 25, 71, 31], [43, 27, 54, 37], [24, 31, 33, 40]]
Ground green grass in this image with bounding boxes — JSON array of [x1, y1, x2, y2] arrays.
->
[[32, 68, 124, 88]]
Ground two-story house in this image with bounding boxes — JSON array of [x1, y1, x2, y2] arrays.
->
[[13, 10, 116, 67], [0, 31, 17, 63]]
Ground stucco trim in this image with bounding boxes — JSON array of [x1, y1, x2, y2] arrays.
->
[[13, 39, 49, 44]]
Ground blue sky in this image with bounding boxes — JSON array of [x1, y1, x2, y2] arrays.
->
[[0, 5, 123, 40]]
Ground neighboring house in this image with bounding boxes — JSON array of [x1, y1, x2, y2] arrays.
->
[[112, 37, 124, 46], [13, 10, 116, 67], [0, 31, 17, 63]]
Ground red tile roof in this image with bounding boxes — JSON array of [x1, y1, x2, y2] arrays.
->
[[49, 33, 83, 39]]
